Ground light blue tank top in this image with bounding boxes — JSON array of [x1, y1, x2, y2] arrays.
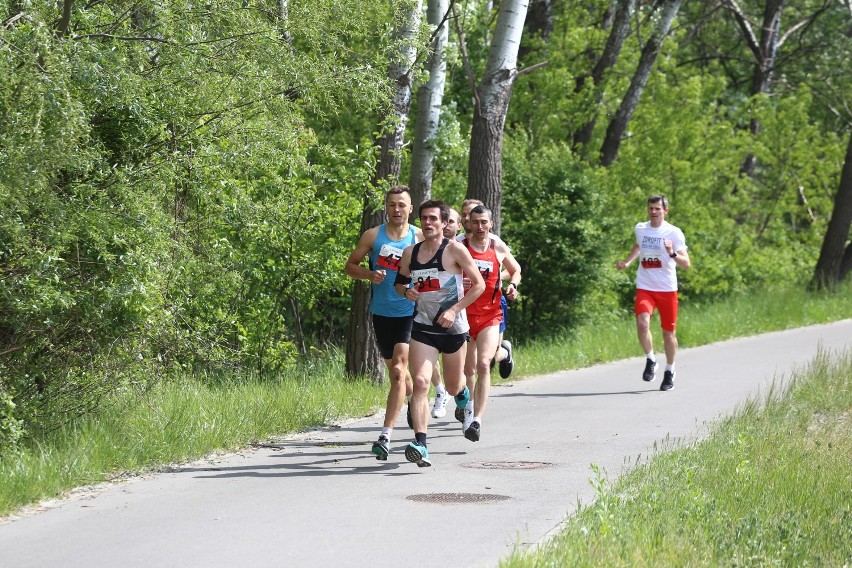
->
[[369, 224, 417, 317]]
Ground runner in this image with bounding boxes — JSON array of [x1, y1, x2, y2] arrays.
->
[[394, 200, 485, 466], [456, 199, 516, 426], [460, 205, 520, 441], [616, 195, 691, 391], [430, 207, 463, 419], [344, 186, 422, 460]]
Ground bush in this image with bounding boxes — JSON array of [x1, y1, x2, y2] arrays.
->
[[502, 137, 613, 338]]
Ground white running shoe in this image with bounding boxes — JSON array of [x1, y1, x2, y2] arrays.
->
[[462, 405, 474, 433], [431, 391, 451, 418]]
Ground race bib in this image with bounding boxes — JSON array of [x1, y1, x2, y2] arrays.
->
[[640, 255, 663, 269], [376, 243, 404, 271], [474, 259, 494, 279], [411, 267, 441, 292]]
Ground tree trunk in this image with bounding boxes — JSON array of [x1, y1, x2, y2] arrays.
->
[[726, 0, 785, 177], [518, 0, 553, 61], [600, 0, 682, 167], [344, 0, 421, 382], [409, 0, 450, 211], [572, 0, 636, 151], [811, 131, 852, 290], [467, 0, 530, 235]]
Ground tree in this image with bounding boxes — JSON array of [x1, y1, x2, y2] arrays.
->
[[600, 0, 683, 167], [811, 131, 852, 289], [464, 0, 530, 234], [572, 0, 637, 151], [345, 0, 422, 382], [409, 0, 451, 209]]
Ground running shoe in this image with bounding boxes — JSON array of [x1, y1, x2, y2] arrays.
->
[[462, 407, 474, 434], [371, 436, 390, 461], [406, 403, 413, 429], [431, 391, 451, 418], [642, 358, 657, 382], [660, 370, 675, 391], [404, 441, 432, 467], [498, 340, 514, 378], [464, 420, 480, 442], [454, 386, 470, 409]]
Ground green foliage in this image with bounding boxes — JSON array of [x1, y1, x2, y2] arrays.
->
[[0, 0, 393, 435], [502, 135, 612, 337]]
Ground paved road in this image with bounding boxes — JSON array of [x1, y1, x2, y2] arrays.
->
[[1, 320, 850, 567]]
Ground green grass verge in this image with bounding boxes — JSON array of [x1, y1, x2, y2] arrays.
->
[[0, 282, 849, 517], [501, 347, 852, 567]]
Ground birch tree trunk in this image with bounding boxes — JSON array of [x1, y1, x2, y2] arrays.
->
[[811, 131, 852, 290], [600, 0, 682, 167], [409, 0, 450, 210], [467, 0, 529, 235], [345, 0, 422, 382]]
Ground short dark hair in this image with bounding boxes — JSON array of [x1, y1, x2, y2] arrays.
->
[[648, 194, 669, 209], [419, 199, 450, 222], [386, 185, 412, 203], [470, 205, 493, 219]]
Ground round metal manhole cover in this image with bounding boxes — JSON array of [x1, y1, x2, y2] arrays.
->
[[406, 492, 511, 504], [462, 461, 553, 470]]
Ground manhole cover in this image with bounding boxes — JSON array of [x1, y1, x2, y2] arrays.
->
[[462, 461, 553, 470], [406, 492, 511, 504]]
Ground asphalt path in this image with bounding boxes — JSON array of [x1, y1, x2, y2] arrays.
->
[[1, 320, 850, 567]]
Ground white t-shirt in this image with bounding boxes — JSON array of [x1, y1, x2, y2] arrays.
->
[[634, 221, 687, 292]]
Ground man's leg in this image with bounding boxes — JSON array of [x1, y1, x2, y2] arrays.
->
[[467, 325, 500, 441], [382, 343, 409, 429], [662, 330, 677, 366], [401, 339, 437, 466], [636, 312, 653, 354]]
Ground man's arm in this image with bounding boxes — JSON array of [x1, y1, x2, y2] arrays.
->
[[393, 245, 417, 301], [616, 243, 641, 271], [500, 247, 521, 302], [344, 227, 383, 283]]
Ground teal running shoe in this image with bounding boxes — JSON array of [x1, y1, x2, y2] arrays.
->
[[371, 436, 389, 461], [454, 386, 470, 409], [454, 387, 470, 423], [404, 441, 432, 467]]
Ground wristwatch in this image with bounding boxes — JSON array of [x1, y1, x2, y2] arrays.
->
[[669, 251, 678, 258]]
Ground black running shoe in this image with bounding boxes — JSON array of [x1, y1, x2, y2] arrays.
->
[[464, 420, 480, 442], [406, 403, 413, 429], [642, 358, 657, 382], [498, 340, 514, 379], [660, 370, 674, 391], [454, 406, 465, 423], [371, 436, 389, 460]]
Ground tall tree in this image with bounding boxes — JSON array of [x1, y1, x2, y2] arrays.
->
[[345, 0, 422, 382], [600, 0, 683, 167], [465, 0, 530, 234], [811, 131, 852, 290], [722, 0, 785, 177], [572, 0, 637, 151], [409, 0, 451, 209]]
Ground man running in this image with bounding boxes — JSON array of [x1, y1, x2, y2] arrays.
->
[[394, 200, 484, 467], [430, 207, 463, 419], [344, 186, 422, 460], [461, 205, 520, 441], [616, 194, 691, 391]]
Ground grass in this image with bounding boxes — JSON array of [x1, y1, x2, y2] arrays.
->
[[513, 282, 852, 378], [0, 281, 850, 522], [501, 347, 852, 567]]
